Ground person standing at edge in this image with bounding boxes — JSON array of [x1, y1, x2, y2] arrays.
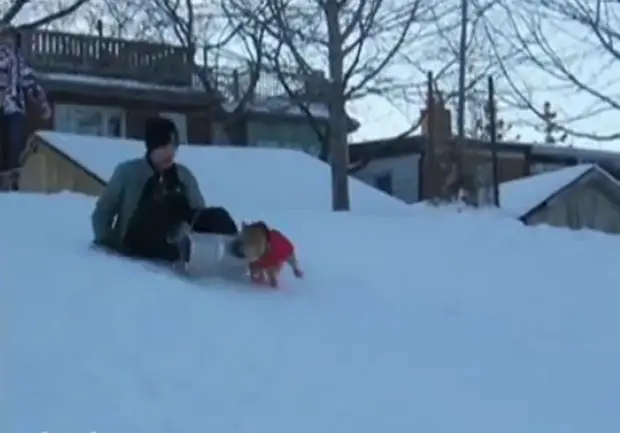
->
[[91, 116, 239, 265], [0, 26, 51, 190]]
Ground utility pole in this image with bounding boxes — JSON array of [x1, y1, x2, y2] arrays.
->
[[456, 0, 468, 196], [488, 76, 500, 207]]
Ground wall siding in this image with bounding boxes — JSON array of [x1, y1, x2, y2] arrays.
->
[[19, 143, 103, 195], [526, 181, 620, 234], [353, 150, 526, 204], [420, 149, 527, 201], [353, 154, 421, 204]]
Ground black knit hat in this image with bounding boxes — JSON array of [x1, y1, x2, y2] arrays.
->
[[144, 117, 178, 152]]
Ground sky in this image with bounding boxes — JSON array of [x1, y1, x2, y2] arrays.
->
[[350, 2, 620, 152], [348, 82, 620, 150]]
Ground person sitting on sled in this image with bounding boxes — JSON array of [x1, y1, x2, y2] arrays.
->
[[91, 116, 241, 268]]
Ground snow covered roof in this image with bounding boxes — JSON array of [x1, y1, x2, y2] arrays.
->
[[499, 164, 620, 218], [40, 72, 197, 94], [33, 130, 408, 215], [40, 72, 330, 120], [223, 97, 329, 119]]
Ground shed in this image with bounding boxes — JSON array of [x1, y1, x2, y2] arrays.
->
[[500, 163, 620, 234], [19, 132, 105, 196]]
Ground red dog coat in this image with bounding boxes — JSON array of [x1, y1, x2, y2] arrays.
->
[[252, 229, 294, 269]]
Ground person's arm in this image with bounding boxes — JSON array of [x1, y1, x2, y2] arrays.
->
[[179, 165, 205, 209], [91, 164, 126, 246], [20, 60, 51, 120]]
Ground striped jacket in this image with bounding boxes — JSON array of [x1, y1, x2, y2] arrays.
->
[[0, 44, 49, 115]]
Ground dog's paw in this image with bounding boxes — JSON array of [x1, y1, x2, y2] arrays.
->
[[250, 273, 265, 283]]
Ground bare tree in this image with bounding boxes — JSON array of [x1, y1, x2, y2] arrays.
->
[[467, 76, 517, 206], [483, 0, 620, 142], [538, 100, 568, 145], [467, 84, 517, 142], [222, 0, 446, 211], [43, 0, 180, 39], [80, 0, 152, 39], [132, 0, 266, 145], [413, 0, 519, 205], [1, 0, 90, 29]]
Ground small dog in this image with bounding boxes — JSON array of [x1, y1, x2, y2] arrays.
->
[[239, 221, 303, 288]]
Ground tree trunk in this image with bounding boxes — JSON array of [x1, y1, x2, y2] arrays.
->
[[325, 0, 350, 211]]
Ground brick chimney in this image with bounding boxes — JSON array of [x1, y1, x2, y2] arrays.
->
[[420, 88, 454, 200], [420, 90, 452, 140]]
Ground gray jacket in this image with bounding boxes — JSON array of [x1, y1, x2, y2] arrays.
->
[[91, 158, 204, 249]]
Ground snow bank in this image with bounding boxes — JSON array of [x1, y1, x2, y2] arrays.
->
[[3, 192, 620, 433]]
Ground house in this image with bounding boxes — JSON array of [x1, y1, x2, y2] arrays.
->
[[499, 164, 620, 234], [19, 130, 409, 215], [6, 28, 358, 165], [350, 96, 620, 204], [350, 135, 531, 204]]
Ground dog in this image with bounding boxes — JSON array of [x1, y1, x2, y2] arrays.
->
[[239, 221, 303, 288]]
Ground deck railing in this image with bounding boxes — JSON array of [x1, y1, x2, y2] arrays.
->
[[19, 29, 193, 87], [16, 29, 326, 100]]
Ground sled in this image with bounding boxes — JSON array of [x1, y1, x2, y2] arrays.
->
[[89, 232, 254, 289]]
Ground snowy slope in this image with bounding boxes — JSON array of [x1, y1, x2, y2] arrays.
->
[[36, 131, 407, 215], [3, 192, 620, 433]]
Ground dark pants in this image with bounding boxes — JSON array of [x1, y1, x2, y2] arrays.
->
[[0, 112, 26, 172], [0, 112, 26, 190], [123, 206, 238, 262], [191, 207, 239, 235], [175, 207, 240, 263]]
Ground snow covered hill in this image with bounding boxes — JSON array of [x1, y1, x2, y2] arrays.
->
[[3, 192, 620, 433]]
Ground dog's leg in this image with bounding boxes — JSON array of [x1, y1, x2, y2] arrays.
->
[[266, 267, 279, 288], [287, 253, 303, 278], [249, 263, 266, 283]]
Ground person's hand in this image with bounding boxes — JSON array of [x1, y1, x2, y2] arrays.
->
[[40, 104, 52, 121]]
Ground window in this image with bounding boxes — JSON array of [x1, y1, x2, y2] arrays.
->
[[211, 122, 229, 144], [54, 104, 125, 138], [374, 172, 393, 195], [159, 112, 188, 144], [254, 139, 320, 157], [531, 163, 566, 174]]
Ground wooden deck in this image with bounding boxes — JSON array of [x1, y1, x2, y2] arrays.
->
[[18, 29, 322, 99], [20, 29, 193, 87]]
